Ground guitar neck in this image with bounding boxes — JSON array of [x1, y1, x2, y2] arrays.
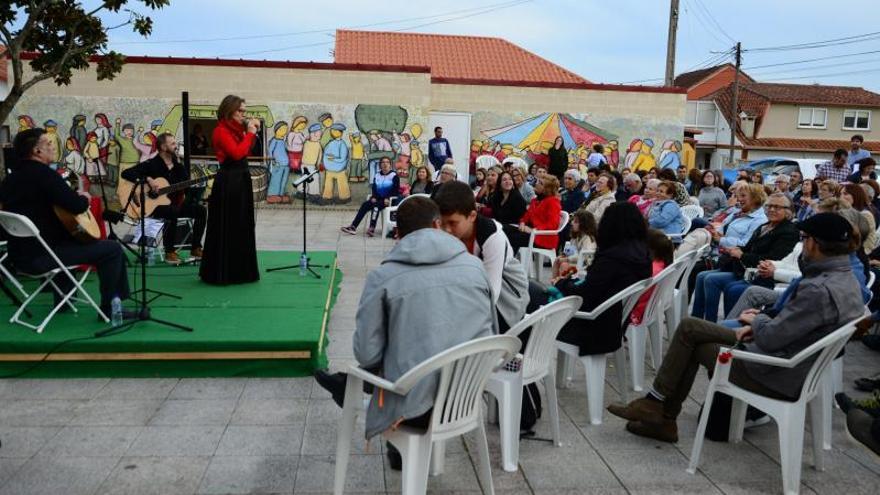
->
[[156, 173, 215, 195]]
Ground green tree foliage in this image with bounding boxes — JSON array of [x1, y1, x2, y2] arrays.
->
[[354, 105, 409, 135], [0, 1, 170, 125]]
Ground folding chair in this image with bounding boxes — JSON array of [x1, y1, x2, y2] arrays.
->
[[0, 211, 109, 333], [0, 240, 27, 297]]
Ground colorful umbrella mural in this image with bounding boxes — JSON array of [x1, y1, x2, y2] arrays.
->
[[481, 113, 618, 151]]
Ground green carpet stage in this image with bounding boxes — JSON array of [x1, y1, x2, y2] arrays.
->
[[0, 251, 341, 378]]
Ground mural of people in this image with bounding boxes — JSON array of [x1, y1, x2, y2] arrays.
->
[[318, 113, 334, 148], [83, 131, 107, 180], [300, 123, 323, 199], [658, 139, 682, 170], [632, 139, 657, 172], [348, 132, 366, 182], [392, 131, 411, 179], [134, 128, 157, 162], [606, 139, 620, 168], [63, 137, 85, 175], [267, 121, 290, 204], [93, 113, 113, 182], [367, 130, 392, 183], [43, 120, 63, 164], [115, 119, 140, 174], [285, 116, 307, 173], [70, 114, 87, 151], [623, 138, 642, 170], [17, 115, 35, 133], [322, 123, 351, 204]]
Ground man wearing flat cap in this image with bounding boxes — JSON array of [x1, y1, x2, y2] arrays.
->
[[608, 213, 866, 443], [322, 123, 351, 204]]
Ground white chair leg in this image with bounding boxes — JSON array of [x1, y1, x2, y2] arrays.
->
[[582, 355, 607, 425], [497, 377, 522, 472], [728, 397, 748, 443], [613, 348, 629, 404], [486, 394, 498, 424], [334, 375, 363, 495], [474, 422, 496, 495], [627, 325, 646, 392], [430, 439, 446, 476], [831, 358, 843, 395], [808, 397, 826, 472], [820, 370, 834, 450], [544, 372, 562, 447], [396, 433, 432, 495], [648, 320, 663, 370], [556, 350, 573, 388], [778, 408, 807, 495], [687, 384, 719, 474]]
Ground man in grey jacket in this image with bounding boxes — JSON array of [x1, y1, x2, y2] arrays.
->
[[608, 213, 865, 443], [315, 196, 496, 467]]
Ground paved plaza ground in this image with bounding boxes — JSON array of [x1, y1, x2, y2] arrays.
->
[[0, 208, 878, 494]]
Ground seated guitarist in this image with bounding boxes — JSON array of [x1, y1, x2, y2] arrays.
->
[[121, 132, 206, 265], [0, 128, 132, 319]]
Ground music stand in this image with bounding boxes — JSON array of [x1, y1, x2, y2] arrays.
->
[[96, 174, 192, 337], [266, 167, 329, 278]]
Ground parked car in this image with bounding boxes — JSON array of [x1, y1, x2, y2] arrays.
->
[[722, 157, 823, 185], [721, 157, 799, 185]]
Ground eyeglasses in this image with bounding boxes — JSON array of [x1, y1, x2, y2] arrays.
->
[[765, 204, 789, 211]]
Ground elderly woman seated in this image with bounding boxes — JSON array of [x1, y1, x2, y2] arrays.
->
[[647, 180, 686, 237]]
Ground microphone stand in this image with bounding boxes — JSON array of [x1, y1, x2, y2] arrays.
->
[[266, 168, 329, 278]]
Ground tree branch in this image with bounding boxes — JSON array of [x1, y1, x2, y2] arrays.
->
[[13, 0, 52, 52]]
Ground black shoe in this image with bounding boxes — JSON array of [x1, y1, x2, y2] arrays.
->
[[837, 392, 880, 417], [386, 442, 402, 471], [845, 409, 880, 458], [863, 335, 880, 351], [314, 370, 347, 408], [855, 376, 880, 392]]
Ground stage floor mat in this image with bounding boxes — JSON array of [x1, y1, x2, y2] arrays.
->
[[0, 250, 340, 378]]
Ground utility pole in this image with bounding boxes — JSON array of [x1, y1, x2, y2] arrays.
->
[[728, 42, 742, 166], [665, 0, 680, 86]]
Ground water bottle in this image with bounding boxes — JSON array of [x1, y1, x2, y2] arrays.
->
[[110, 297, 123, 327], [299, 252, 308, 277], [562, 241, 575, 258], [146, 247, 156, 266]]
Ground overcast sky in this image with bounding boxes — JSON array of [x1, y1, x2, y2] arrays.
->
[[103, 0, 880, 92]]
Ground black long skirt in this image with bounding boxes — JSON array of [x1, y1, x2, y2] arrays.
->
[[199, 159, 260, 285]]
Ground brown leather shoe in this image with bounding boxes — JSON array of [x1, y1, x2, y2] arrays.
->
[[190, 247, 203, 259], [626, 419, 678, 443], [607, 397, 665, 424], [164, 251, 181, 265]]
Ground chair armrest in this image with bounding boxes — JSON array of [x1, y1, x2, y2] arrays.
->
[[532, 228, 559, 236], [346, 365, 399, 393], [723, 347, 797, 368], [572, 310, 599, 321]]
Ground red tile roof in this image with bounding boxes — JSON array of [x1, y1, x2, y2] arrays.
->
[[743, 82, 880, 107], [706, 84, 772, 137], [334, 29, 590, 86], [741, 137, 880, 153], [673, 64, 754, 90]]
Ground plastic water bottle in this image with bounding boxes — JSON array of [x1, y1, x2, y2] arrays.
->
[[146, 247, 156, 266], [299, 252, 308, 277], [110, 297, 123, 327], [562, 241, 575, 257]]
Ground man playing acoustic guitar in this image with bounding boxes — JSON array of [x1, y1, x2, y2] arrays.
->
[[120, 133, 206, 265], [0, 128, 132, 320]]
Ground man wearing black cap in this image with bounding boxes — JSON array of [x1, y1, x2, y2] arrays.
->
[[607, 213, 865, 443]]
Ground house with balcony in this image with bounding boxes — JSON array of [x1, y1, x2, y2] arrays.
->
[[674, 64, 880, 169]]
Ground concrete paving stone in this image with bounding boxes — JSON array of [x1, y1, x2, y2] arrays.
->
[[576, 413, 683, 453], [230, 398, 309, 425], [0, 455, 118, 495], [96, 378, 179, 399], [240, 377, 312, 399], [95, 456, 211, 495], [0, 399, 87, 426], [385, 453, 482, 493], [601, 449, 716, 489], [216, 425, 305, 456], [0, 459, 26, 489], [197, 455, 297, 494], [294, 454, 384, 493], [69, 399, 163, 426], [799, 452, 880, 495], [148, 399, 237, 426], [169, 378, 247, 399], [531, 489, 628, 495], [689, 440, 783, 483], [0, 427, 60, 458], [305, 399, 343, 424], [301, 421, 380, 456], [519, 448, 622, 490], [713, 481, 817, 495], [627, 484, 723, 494], [36, 425, 142, 458], [126, 426, 225, 456], [0, 379, 110, 400]]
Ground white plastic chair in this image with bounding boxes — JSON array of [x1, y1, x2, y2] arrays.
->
[[556, 278, 653, 425], [485, 296, 581, 472], [669, 242, 711, 333], [381, 193, 429, 239], [333, 335, 520, 495], [502, 156, 529, 172], [518, 210, 570, 281], [575, 247, 596, 277], [0, 211, 109, 333], [680, 204, 704, 222], [687, 317, 862, 495], [625, 257, 690, 392], [476, 154, 501, 170], [665, 214, 692, 243]]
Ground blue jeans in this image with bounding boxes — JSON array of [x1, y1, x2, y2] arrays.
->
[[691, 270, 738, 323], [268, 162, 290, 196], [722, 279, 752, 318], [719, 319, 740, 329]]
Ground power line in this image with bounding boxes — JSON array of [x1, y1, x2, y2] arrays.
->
[[691, 0, 735, 43], [682, 0, 730, 47], [749, 58, 880, 76], [110, 0, 530, 46], [746, 30, 880, 52], [763, 66, 880, 82], [216, 0, 531, 58], [743, 49, 880, 70]]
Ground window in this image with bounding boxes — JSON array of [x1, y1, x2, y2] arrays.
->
[[685, 101, 718, 128], [798, 107, 827, 129], [843, 109, 871, 130]]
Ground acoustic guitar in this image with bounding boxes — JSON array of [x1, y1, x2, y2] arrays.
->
[[117, 173, 216, 220], [53, 170, 102, 243]]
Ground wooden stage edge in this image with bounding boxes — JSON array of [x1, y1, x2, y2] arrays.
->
[[0, 351, 311, 362]]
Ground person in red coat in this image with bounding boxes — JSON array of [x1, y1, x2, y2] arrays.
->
[[503, 174, 563, 252], [199, 94, 261, 285]]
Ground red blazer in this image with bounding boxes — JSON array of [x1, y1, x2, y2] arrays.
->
[[213, 118, 255, 163], [520, 195, 562, 249]]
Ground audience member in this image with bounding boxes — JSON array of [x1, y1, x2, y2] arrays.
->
[[548, 136, 569, 181], [850, 157, 878, 184], [794, 178, 818, 221], [409, 165, 434, 196], [561, 169, 587, 213], [647, 181, 686, 236], [608, 213, 865, 443], [774, 174, 793, 200], [789, 169, 803, 194], [697, 170, 726, 218], [476, 166, 501, 211], [629, 178, 660, 216], [587, 143, 607, 167], [341, 156, 399, 237], [818, 149, 852, 183], [840, 183, 879, 254], [630, 229, 674, 325], [848, 134, 872, 169], [488, 171, 528, 226], [503, 175, 562, 252], [552, 209, 598, 278], [583, 172, 617, 223], [621, 173, 643, 200], [686, 168, 702, 196], [511, 166, 536, 204]]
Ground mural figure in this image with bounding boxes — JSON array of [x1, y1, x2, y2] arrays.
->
[[134, 128, 157, 162], [408, 123, 425, 169], [115, 118, 140, 174], [43, 119, 63, 164], [322, 123, 351, 204], [392, 131, 411, 179], [632, 138, 657, 172], [70, 114, 87, 151], [623, 138, 642, 169], [367, 130, 392, 183], [17, 115, 35, 133], [285, 116, 307, 173], [93, 113, 113, 182], [300, 123, 323, 199], [63, 137, 85, 176], [658, 139, 682, 170], [348, 132, 367, 182], [267, 121, 290, 204], [83, 131, 107, 180], [606, 139, 619, 168]]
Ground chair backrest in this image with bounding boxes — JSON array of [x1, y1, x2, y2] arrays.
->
[[796, 317, 862, 400], [640, 257, 691, 325], [680, 204, 704, 221], [476, 155, 501, 170], [575, 277, 653, 324], [0, 211, 39, 239], [676, 237, 711, 289], [868, 270, 876, 289], [503, 156, 528, 171], [399, 193, 431, 206], [557, 210, 570, 233], [506, 296, 582, 382]]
